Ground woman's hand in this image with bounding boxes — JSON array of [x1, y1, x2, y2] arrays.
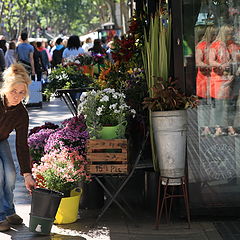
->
[[23, 173, 36, 193]]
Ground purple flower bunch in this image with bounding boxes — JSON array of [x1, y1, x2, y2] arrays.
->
[[28, 129, 55, 149], [29, 122, 59, 136], [44, 115, 89, 155], [28, 129, 55, 164], [28, 115, 89, 164]]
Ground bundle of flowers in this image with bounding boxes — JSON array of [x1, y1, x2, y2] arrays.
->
[[91, 52, 106, 65], [29, 122, 59, 136], [44, 115, 89, 155], [63, 54, 94, 66], [32, 149, 91, 196], [111, 37, 136, 63], [96, 62, 129, 90], [47, 64, 93, 95], [28, 128, 56, 164], [78, 88, 136, 138]]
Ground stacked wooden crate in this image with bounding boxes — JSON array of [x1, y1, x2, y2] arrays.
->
[[86, 139, 128, 174]]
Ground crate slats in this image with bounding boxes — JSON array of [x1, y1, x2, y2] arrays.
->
[[87, 139, 128, 174], [87, 153, 127, 162], [87, 139, 127, 152]]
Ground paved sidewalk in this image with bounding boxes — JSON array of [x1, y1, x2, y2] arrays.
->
[[0, 98, 224, 240]]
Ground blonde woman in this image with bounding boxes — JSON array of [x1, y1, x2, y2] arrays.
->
[[195, 25, 218, 136], [209, 25, 235, 136], [0, 63, 36, 231]]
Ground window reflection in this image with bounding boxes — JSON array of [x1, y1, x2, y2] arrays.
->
[[184, 0, 240, 210]]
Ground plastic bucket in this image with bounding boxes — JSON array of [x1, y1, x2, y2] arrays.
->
[[54, 188, 82, 224], [29, 214, 54, 235], [31, 188, 63, 218]]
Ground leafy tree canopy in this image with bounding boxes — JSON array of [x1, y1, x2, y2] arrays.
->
[[0, 0, 113, 39]]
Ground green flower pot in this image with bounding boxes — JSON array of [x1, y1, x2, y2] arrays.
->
[[98, 123, 126, 139]]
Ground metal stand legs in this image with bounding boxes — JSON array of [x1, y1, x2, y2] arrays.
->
[[155, 176, 191, 229]]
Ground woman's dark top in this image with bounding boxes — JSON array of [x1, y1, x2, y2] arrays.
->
[[0, 98, 31, 174]]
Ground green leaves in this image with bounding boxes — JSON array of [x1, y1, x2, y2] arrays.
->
[[142, 9, 172, 98], [142, 77, 198, 111]]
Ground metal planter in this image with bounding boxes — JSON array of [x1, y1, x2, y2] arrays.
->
[[151, 110, 187, 185]]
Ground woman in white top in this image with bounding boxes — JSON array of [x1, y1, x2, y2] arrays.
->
[[62, 35, 84, 59]]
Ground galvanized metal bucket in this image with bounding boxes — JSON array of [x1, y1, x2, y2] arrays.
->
[[151, 110, 187, 185]]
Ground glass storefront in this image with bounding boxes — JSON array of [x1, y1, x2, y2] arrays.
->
[[183, 0, 240, 214]]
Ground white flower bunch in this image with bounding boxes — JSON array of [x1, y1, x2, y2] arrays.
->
[[78, 88, 136, 138]]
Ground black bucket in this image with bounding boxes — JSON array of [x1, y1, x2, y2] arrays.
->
[[29, 214, 54, 235], [31, 188, 63, 218]]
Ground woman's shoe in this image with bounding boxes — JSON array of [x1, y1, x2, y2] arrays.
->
[[0, 220, 10, 231], [214, 126, 227, 137], [200, 127, 212, 136], [6, 213, 23, 225], [228, 126, 238, 136]]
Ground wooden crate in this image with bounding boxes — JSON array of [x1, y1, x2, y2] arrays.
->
[[87, 139, 128, 174]]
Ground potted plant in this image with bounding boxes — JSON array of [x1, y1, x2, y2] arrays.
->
[[32, 149, 90, 224], [47, 62, 93, 98], [142, 6, 198, 184], [78, 88, 136, 139], [28, 122, 59, 164], [30, 116, 91, 224]]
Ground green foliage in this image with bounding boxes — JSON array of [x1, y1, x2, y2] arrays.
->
[[142, 77, 198, 111], [78, 89, 136, 138], [47, 65, 93, 94], [0, 0, 115, 38]]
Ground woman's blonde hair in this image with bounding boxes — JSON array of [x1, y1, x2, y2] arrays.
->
[[201, 26, 219, 43], [0, 63, 32, 101], [215, 25, 233, 42]]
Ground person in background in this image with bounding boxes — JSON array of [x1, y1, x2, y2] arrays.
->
[[42, 40, 52, 63], [0, 63, 36, 231], [16, 32, 35, 77], [88, 39, 106, 55], [82, 37, 93, 53], [0, 39, 7, 55], [0, 48, 5, 81], [36, 40, 49, 74], [88, 39, 107, 75], [51, 38, 65, 68], [30, 41, 45, 81], [62, 35, 84, 59], [209, 25, 236, 136], [5, 41, 17, 68], [195, 26, 218, 136], [101, 37, 108, 50]]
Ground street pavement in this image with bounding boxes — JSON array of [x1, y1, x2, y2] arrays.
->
[[0, 97, 225, 240]]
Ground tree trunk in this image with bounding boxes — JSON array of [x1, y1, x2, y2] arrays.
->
[[120, 0, 130, 34], [105, 0, 119, 28]]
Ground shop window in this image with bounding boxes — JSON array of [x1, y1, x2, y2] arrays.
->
[[183, 0, 240, 213]]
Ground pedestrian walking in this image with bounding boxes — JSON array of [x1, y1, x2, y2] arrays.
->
[[5, 41, 17, 68], [0, 63, 36, 231], [51, 37, 65, 68], [16, 32, 35, 77]]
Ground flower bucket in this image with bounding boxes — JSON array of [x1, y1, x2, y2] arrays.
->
[[29, 214, 54, 235], [31, 188, 63, 219], [98, 122, 127, 139], [54, 188, 82, 224], [151, 110, 187, 185]]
